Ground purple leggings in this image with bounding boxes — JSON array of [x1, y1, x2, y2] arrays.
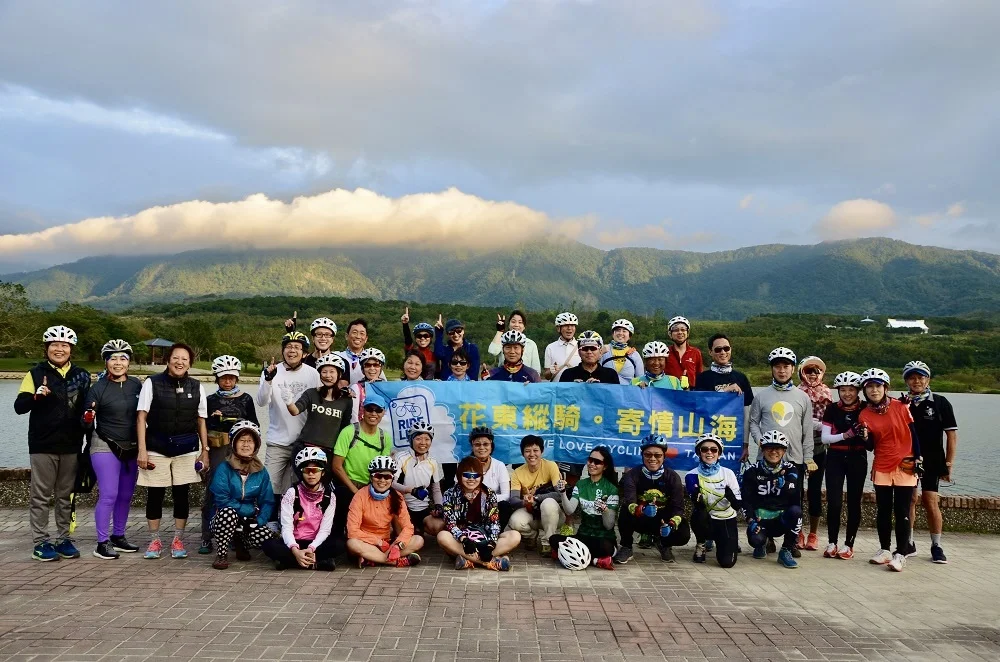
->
[[91, 451, 138, 542]]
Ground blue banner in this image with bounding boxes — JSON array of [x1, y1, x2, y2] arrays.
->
[[368, 382, 743, 473]]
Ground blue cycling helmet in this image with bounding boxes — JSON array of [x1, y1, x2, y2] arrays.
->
[[640, 433, 669, 452], [413, 322, 434, 334]]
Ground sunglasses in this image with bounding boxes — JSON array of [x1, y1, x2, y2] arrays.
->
[[301, 467, 324, 475], [642, 452, 664, 459], [579, 346, 600, 352], [451, 360, 468, 366], [363, 405, 384, 414], [448, 329, 464, 335], [586, 457, 605, 465], [461, 472, 481, 479], [372, 472, 394, 481], [803, 367, 822, 375], [363, 362, 382, 369], [414, 334, 432, 340], [698, 446, 719, 454], [712, 346, 731, 353]]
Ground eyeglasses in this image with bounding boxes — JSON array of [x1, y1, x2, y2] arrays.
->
[[712, 346, 731, 353], [587, 457, 605, 465], [803, 367, 822, 375], [363, 405, 384, 414], [472, 441, 492, 447], [451, 360, 468, 366], [461, 472, 481, 479], [313, 333, 334, 339], [372, 472, 394, 481], [642, 452, 664, 459], [448, 329, 464, 335], [415, 334, 432, 340], [301, 467, 323, 475]]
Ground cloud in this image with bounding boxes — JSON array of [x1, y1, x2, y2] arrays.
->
[[0, 187, 566, 261], [814, 199, 896, 240], [947, 202, 966, 218], [596, 221, 715, 249], [913, 201, 967, 227], [739, 194, 754, 210]]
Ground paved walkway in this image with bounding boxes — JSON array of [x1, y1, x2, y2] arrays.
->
[[0, 509, 998, 662]]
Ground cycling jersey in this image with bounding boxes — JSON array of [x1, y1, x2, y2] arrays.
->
[[907, 394, 956, 472], [665, 345, 703, 388], [572, 476, 619, 539], [859, 400, 919, 475], [693, 369, 754, 407], [559, 365, 620, 384], [599, 347, 643, 384], [488, 365, 541, 383]]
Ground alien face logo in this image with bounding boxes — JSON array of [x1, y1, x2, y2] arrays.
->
[[771, 401, 794, 427]]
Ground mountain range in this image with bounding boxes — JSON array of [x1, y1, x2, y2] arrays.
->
[[7, 237, 1000, 317]]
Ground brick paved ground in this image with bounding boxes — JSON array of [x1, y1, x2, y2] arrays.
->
[[0, 508, 998, 662]]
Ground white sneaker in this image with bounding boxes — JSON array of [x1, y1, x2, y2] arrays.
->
[[887, 553, 905, 572], [823, 543, 838, 558], [869, 549, 892, 565]]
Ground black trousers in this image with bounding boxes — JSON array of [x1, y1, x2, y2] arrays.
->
[[807, 453, 826, 518], [825, 450, 867, 547], [748, 505, 802, 550], [497, 501, 514, 532], [875, 485, 914, 554], [691, 506, 739, 568], [262, 536, 346, 568], [549, 534, 617, 560], [618, 509, 691, 549]]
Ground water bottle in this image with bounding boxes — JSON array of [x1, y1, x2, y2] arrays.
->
[[195, 460, 205, 473]]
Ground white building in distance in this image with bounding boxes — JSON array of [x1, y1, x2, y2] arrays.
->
[[886, 318, 930, 334]]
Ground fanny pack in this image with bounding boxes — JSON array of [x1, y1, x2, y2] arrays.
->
[[151, 432, 200, 458]]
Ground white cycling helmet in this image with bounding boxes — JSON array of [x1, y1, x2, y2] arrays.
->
[[315, 352, 347, 375], [641, 341, 670, 358], [557, 537, 592, 571], [295, 446, 328, 470], [368, 455, 398, 475], [228, 420, 262, 444], [668, 316, 690, 331], [554, 312, 578, 326], [832, 371, 862, 388], [576, 330, 603, 349], [902, 360, 931, 379], [767, 347, 797, 365], [611, 319, 634, 334], [759, 430, 789, 448], [359, 347, 386, 365], [310, 317, 337, 336], [211, 354, 242, 378], [500, 330, 527, 346], [101, 339, 133, 360], [695, 433, 724, 454], [860, 368, 890, 387], [407, 420, 435, 441], [43, 325, 77, 345]]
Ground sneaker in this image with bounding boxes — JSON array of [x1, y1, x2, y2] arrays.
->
[[32, 541, 59, 562], [144, 538, 163, 560], [931, 544, 948, 564], [791, 546, 802, 558], [703, 539, 714, 552], [837, 546, 855, 560], [539, 540, 551, 556], [805, 533, 819, 551], [110, 535, 140, 553], [637, 533, 654, 549], [888, 552, 905, 572], [396, 553, 420, 568], [823, 543, 839, 558], [455, 556, 474, 570], [752, 545, 767, 560], [485, 556, 510, 572], [212, 554, 230, 570], [796, 531, 806, 549], [198, 541, 213, 555], [317, 558, 336, 571], [869, 549, 892, 565], [594, 556, 614, 571], [693, 543, 706, 564], [659, 545, 675, 563], [904, 541, 917, 558], [613, 546, 634, 564], [93, 541, 119, 560], [170, 538, 188, 559], [766, 538, 776, 554], [233, 538, 251, 561], [54, 538, 80, 559], [778, 547, 798, 569]]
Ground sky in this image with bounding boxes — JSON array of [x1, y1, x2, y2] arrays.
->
[[1, 0, 998, 271]]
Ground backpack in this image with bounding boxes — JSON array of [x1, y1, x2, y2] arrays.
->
[[347, 423, 386, 452], [292, 483, 333, 522]]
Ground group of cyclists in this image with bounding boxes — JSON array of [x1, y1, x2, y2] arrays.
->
[[14, 309, 958, 575]]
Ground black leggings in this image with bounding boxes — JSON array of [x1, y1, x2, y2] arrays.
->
[[262, 536, 346, 568], [691, 507, 739, 568], [146, 485, 190, 521], [549, 534, 616, 560], [824, 450, 867, 547], [807, 452, 825, 518], [497, 501, 514, 532], [874, 485, 914, 554], [618, 510, 691, 549]]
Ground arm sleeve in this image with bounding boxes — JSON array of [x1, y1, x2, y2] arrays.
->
[[433, 332, 446, 360], [561, 485, 580, 515], [292, 389, 310, 416], [741, 472, 757, 515], [508, 490, 523, 510], [310, 490, 338, 551], [430, 479, 443, 506], [279, 489, 298, 549], [821, 422, 845, 445], [601, 498, 618, 530], [256, 472, 275, 526], [402, 322, 414, 350]]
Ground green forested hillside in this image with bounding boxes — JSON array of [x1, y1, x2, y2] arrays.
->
[[9, 238, 1000, 317]]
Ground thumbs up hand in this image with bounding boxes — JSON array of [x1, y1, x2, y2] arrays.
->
[[35, 376, 50, 399]]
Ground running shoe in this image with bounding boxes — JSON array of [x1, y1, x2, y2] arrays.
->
[[32, 541, 58, 562], [93, 541, 119, 560], [752, 545, 767, 560], [613, 546, 634, 564], [836, 546, 854, 560], [144, 538, 163, 560], [805, 533, 819, 551], [396, 553, 420, 568], [110, 535, 140, 553], [887, 553, 905, 572], [594, 556, 614, 571], [693, 543, 707, 564], [659, 545, 675, 563], [778, 547, 798, 569], [823, 543, 839, 558], [791, 546, 802, 559], [539, 540, 551, 556], [317, 558, 336, 571], [703, 539, 714, 552], [170, 537, 188, 559], [869, 549, 892, 565], [766, 538, 776, 554], [198, 540, 213, 555], [455, 556, 474, 570], [930, 544, 948, 564], [54, 538, 80, 559], [796, 531, 806, 549], [485, 556, 510, 572], [904, 541, 917, 558], [212, 554, 230, 570], [637, 533, 654, 549]]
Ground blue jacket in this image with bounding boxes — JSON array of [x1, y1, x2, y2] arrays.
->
[[434, 335, 480, 381], [209, 461, 274, 526]]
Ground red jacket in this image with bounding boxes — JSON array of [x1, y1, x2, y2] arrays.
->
[[665, 345, 703, 389]]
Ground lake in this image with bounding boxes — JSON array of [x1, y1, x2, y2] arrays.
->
[[1, 381, 996, 495]]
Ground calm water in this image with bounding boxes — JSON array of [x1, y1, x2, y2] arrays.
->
[[1, 381, 996, 495]]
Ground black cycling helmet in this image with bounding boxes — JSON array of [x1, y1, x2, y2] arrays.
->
[[469, 426, 495, 452]]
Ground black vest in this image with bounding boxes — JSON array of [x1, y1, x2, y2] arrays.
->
[[26, 362, 90, 455], [146, 372, 201, 438]]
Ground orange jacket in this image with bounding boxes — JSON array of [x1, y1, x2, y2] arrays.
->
[[346, 487, 413, 547]]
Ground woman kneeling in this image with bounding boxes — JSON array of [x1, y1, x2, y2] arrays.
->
[[346, 456, 424, 567]]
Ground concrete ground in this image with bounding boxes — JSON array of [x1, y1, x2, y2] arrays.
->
[[0, 508, 997, 662]]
